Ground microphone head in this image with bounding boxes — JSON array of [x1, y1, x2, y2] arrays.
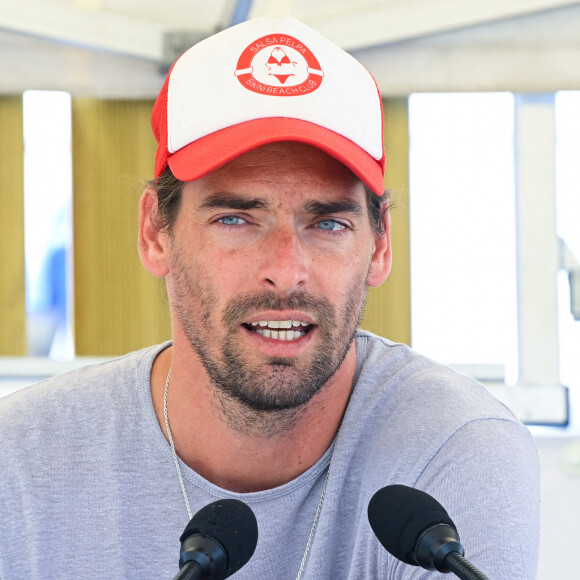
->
[[367, 484, 458, 566], [180, 498, 258, 578]]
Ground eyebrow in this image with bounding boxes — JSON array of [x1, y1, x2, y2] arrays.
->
[[198, 193, 364, 216], [199, 193, 269, 211], [303, 199, 364, 217]]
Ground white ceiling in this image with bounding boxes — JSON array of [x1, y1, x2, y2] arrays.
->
[[1, 0, 580, 96]]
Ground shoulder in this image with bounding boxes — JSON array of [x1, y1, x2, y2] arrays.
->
[[0, 343, 169, 444], [353, 329, 517, 423], [347, 331, 536, 483]]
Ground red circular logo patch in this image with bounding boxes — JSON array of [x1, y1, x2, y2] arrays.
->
[[235, 34, 324, 96]]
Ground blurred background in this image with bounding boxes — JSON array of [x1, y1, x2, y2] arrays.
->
[[1, 1, 579, 577]]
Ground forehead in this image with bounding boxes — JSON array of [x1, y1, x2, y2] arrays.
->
[[184, 142, 366, 206]]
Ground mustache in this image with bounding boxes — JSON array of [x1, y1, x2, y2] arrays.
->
[[222, 290, 335, 327]]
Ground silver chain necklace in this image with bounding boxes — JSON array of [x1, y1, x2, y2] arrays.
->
[[163, 365, 335, 580]]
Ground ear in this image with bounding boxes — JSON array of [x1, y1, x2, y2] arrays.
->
[[138, 188, 170, 278], [367, 210, 392, 287]]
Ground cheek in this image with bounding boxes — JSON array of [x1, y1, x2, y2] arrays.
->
[[316, 244, 374, 277], [312, 253, 370, 298], [192, 249, 264, 306], [168, 243, 214, 303]]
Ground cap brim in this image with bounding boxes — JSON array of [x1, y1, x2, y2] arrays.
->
[[167, 118, 385, 195]]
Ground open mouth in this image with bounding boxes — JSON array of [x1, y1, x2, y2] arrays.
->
[[243, 320, 314, 341]]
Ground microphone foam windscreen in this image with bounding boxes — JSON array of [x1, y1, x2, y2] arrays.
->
[[181, 498, 258, 576], [368, 484, 456, 565]]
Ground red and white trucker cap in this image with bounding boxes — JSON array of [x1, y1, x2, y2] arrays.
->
[[152, 16, 385, 195]]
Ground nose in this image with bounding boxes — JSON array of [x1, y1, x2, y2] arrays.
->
[[257, 225, 309, 293]]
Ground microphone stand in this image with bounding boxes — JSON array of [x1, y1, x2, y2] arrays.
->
[[172, 560, 204, 580], [444, 552, 490, 580]]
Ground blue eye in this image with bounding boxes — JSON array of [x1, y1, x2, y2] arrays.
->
[[218, 216, 246, 226], [317, 219, 347, 231]]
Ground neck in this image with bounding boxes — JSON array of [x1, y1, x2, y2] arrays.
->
[[151, 343, 356, 493]]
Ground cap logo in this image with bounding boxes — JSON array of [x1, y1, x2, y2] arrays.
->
[[235, 34, 324, 97]]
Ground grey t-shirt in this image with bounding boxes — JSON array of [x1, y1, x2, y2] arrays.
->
[[0, 331, 540, 579]]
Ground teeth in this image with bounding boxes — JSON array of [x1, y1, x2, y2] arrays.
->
[[254, 328, 306, 341], [247, 320, 311, 341], [249, 320, 311, 329]]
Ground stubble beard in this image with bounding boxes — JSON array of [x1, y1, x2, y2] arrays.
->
[[170, 254, 368, 436]]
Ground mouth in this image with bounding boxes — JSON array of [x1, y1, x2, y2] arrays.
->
[[243, 320, 314, 342]]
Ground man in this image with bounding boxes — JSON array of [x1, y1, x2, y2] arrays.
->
[[0, 16, 539, 579]]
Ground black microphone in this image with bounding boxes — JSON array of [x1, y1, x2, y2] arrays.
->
[[172, 498, 258, 580], [368, 485, 490, 580]]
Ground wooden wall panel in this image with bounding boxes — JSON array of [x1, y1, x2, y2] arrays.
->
[[0, 97, 26, 355], [360, 98, 412, 345], [72, 99, 171, 356]]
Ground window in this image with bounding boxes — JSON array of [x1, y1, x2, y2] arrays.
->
[[23, 90, 74, 360], [409, 92, 517, 379], [409, 92, 575, 426], [555, 92, 580, 405]]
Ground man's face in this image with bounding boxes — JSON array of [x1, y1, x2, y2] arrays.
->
[[164, 142, 389, 414]]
